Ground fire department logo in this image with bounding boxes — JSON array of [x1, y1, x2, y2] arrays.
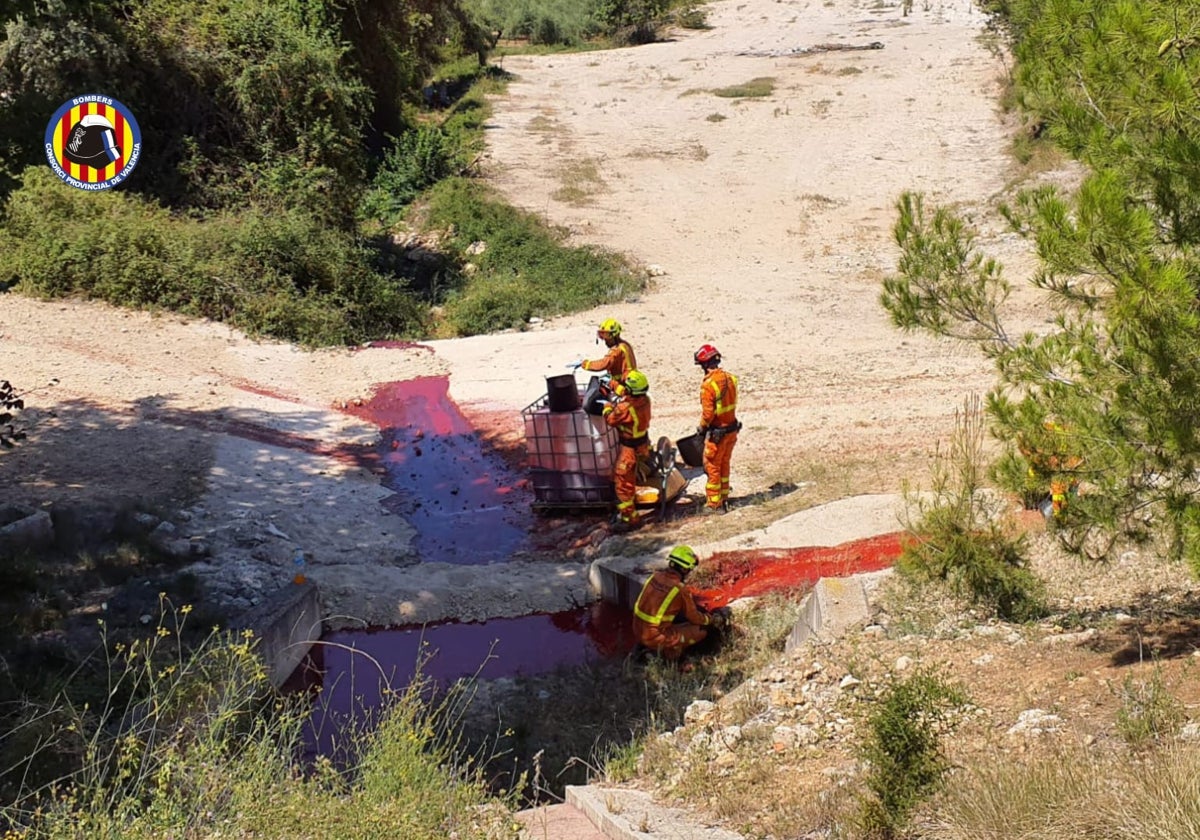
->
[[44, 95, 142, 191]]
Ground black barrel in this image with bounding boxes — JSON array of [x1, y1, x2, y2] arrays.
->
[[546, 374, 581, 412]]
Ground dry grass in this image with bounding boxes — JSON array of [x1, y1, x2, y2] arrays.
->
[[921, 744, 1200, 840], [711, 77, 776, 98], [552, 158, 606, 205]]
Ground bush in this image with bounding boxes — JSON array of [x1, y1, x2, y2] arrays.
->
[[421, 178, 642, 335], [363, 127, 463, 225], [1115, 666, 1184, 749], [857, 670, 968, 838], [899, 396, 1045, 622], [0, 168, 425, 346]]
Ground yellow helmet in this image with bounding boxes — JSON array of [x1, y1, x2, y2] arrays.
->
[[597, 318, 622, 339], [623, 369, 649, 395], [668, 545, 699, 572]]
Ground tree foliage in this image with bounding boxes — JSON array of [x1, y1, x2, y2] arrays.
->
[[881, 1, 1200, 571]]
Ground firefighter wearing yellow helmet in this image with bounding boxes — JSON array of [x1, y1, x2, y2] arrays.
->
[[602, 368, 651, 531], [570, 318, 637, 384], [632, 546, 726, 666]]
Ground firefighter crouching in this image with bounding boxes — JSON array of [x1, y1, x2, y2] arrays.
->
[[602, 369, 652, 532], [694, 344, 741, 512], [632, 545, 727, 666]]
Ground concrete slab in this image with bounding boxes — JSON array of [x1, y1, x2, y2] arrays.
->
[[515, 802, 608, 840], [233, 581, 322, 688], [704, 494, 905, 553], [567, 786, 745, 840], [785, 569, 893, 652]]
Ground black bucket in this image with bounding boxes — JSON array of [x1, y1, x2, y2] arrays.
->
[[582, 376, 608, 416], [676, 432, 705, 468], [546, 374, 581, 413]]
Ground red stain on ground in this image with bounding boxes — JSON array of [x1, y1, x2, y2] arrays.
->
[[693, 532, 909, 608], [355, 339, 435, 352], [229, 380, 304, 403], [340, 377, 532, 563], [138, 406, 377, 470]]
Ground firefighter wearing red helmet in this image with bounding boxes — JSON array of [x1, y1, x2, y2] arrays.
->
[[694, 344, 740, 512]]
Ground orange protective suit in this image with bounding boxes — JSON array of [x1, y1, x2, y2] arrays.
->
[[1018, 421, 1083, 518], [632, 568, 711, 660], [699, 368, 739, 509], [603, 392, 651, 524], [583, 339, 636, 382]]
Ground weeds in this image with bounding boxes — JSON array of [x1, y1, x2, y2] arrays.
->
[[1114, 666, 1184, 748], [856, 669, 968, 838], [711, 77, 776, 98], [898, 395, 1045, 621], [419, 178, 642, 335], [924, 744, 1200, 840], [0, 602, 516, 838]]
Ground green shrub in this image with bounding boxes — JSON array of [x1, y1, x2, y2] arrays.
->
[[422, 178, 642, 335], [363, 127, 462, 225], [899, 396, 1045, 622], [1, 168, 425, 346], [1115, 667, 1184, 749], [466, 0, 600, 46], [858, 670, 968, 838]]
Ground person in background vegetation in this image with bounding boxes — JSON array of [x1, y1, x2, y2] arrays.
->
[[602, 368, 651, 532], [632, 545, 725, 669], [694, 344, 740, 513], [1017, 418, 1084, 519], [570, 318, 636, 384]]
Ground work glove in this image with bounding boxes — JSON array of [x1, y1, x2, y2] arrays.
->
[[566, 358, 583, 370], [696, 425, 708, 437]]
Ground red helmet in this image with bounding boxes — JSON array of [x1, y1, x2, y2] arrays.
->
[[694, 344, 721, 366]]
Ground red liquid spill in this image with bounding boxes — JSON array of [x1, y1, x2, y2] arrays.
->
[[355, 339, 435, 352], [229, 380, 303, 403], [290, 535, 906, 761], [694, 532, 908, 608], [296, 602, 635, 759], [341, 377, 531, 563]]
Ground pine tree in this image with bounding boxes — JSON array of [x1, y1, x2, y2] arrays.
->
[[882, 1, 1200, 570]]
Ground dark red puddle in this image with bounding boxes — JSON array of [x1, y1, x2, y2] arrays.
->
[[295, 601, 635, 759], [342, 376, 531, 563], [294, 533, 907, 760]]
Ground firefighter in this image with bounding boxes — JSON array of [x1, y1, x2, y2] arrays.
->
[[602, 368, 651, 531], [632, 545, 726, 667], [694, 344, 741, 513], [569, 318, 637, 385], [1017, 418, 1084, 519]]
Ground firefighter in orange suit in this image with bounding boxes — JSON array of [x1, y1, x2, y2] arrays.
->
[[602, 369, 651, 531], [572, 318, 636, 384], [632, 545, 724, 664], [694, 344, 740, 512], [1017, 418, 1084, 519]]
